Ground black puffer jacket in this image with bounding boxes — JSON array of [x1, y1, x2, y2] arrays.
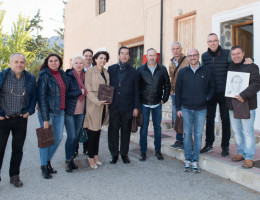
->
[[65, 69, 85, 116], [37, 68, 67, 121], [137, 63, 170, 105], [226, 60, 260, 110], [202, 46, 230, 93]]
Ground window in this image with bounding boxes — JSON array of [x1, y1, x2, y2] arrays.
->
[[129, 45, 144, 68], [99, 0, 106, 14]]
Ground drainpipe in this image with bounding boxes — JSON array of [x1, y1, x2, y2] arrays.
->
[[160, 0, 163, 65]]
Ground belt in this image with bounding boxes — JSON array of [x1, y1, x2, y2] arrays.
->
[[8, 115, 22, 118]]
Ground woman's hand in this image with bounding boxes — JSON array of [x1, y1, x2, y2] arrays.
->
[[81, 89, 85, 95], [101, 100, 111, 105], [44, 121, 49, 129]]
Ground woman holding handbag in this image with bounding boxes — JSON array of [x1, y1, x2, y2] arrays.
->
[[64, 55, 87, 172], [83, 51, 110, 169], [37, 54, 67, 179]]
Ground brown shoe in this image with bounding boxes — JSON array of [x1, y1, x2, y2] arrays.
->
[[10, 175, 23, 187], [242, 159, 253, 168], [232, 154, 244, 162]]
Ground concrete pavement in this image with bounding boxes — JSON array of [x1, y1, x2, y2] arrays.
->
[[0, 113, 259, 200]]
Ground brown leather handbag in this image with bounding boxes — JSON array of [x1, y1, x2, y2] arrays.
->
[[174, 115, 183, 134], [36, 125, 55, 148], [231, 99, 250, 119], [98, 84, 115, 103]]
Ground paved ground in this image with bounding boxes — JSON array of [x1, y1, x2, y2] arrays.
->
[[0, 114, 259, 200]]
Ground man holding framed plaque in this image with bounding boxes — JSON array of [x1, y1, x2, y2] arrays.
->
[[226, 46, 260, 168]]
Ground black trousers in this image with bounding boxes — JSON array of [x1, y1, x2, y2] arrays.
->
[[205, 93, 231, 149], [108, 108, 133, 156], [86, 129, 101, 158], [0, 117, 28, 177]]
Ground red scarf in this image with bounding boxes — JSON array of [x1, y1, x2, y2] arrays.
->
[[73, 70, 87, 101]]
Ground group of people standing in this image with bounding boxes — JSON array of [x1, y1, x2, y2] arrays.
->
[[0, 32, 260, 188]]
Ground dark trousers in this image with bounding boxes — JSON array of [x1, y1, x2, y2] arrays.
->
[[0, 117, 28, 177], [205, 93, 231, 149], [86, 129, 101, 158], [108, 108, 133, 156]]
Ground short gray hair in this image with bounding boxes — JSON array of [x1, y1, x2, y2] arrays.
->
[[72, 55, 85, 65], [171, 41, 182, 49], [10, 53, 26, 62]]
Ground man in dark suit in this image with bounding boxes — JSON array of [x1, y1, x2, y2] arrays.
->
[[108, 46, 139, 164]]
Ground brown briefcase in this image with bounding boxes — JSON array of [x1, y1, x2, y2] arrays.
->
[[131, 117, 138, 133], [36, 125, 55, 148], [174, 115, 183, 134], [98, 84, 115, 103], [231, 99, 250, 119]]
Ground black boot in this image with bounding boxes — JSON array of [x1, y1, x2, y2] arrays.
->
[[47, 161, 57, 174], [65, 160, 73, 173], [41, 165, 52, 179], [71, 159, 79, 170]]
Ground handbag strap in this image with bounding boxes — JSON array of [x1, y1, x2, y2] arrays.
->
[[173, 56, 186, 77]]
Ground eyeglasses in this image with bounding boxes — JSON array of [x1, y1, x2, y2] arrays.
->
[[10, 87, 25, 97], [187, 54, 199, 58], [207, 40, 219, 43]]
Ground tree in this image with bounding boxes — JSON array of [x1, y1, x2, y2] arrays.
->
[[5, 13, 36, 70], [0, 2, 9, 69]]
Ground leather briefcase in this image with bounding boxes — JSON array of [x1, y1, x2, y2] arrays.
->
[[131, 117, 138, 133], [231, 99, 250, 119], [174, 115, 183, 134], [36, 125, 55, 148], [137, 110, 143, 127], [98, 84, 114, 103]]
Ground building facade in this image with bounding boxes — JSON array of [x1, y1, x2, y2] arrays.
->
[[64, 0, 260, 129]]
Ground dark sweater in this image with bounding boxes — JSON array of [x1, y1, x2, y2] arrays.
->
[[226, 60, 260, 110], [175, 65, 215, 111], [202, 46, 230, 94]]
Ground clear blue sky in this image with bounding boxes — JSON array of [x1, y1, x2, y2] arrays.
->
[[2, 0, 65, 37]]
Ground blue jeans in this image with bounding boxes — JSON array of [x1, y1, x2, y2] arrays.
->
[[171, 94, 183, 142], [182, 107, 206, 161], [38, 110, 65, 165], [64, 114, 84, 160], [229, 109, 256, 160], [140, 104, 162, 153]]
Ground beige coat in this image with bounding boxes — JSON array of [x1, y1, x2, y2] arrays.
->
[[169, 53, 189, 94], [83, 66, 109, 131]]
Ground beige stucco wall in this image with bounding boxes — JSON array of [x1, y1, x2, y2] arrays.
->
[[64, 0, 259, 69]]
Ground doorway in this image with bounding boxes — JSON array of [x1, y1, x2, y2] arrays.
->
[[232, 20, 253, 58]]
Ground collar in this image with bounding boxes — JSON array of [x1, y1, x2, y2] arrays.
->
[[189, 63, 200, 73], [208, 45, 221, 57], [9, 69, 24, 79]]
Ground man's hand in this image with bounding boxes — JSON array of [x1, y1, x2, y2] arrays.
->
[[44, 121, 49, 129], [0, 116, 5, 120], [177, 111, 182, 117], [161, 100, 164, 104], [133, 109, 139, 117], [20, 112, 29, 118], [235, 95, 244, 103], [244, 58, 253, 65], [170, 91, 174, 96]]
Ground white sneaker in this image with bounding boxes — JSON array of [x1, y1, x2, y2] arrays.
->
[[184, 160, 191, 172], [192, 161, 200, 173]]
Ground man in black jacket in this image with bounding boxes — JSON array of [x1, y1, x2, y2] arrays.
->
[[201, 33, 252, 157], [176, 49, 214, 173], [138, 48, 170, 161], [226, 46, 260, 168], [108, 46, 139, 164]]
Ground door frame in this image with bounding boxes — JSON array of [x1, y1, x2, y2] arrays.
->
[[232, 20, 253, 46]]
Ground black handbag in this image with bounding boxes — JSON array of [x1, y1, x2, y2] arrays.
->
[[78, 128, 88, 143]]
